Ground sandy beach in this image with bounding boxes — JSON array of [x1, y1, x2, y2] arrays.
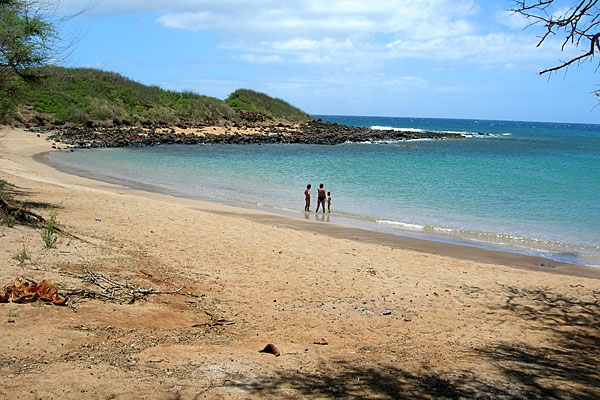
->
[[1, 126, 599, 399]]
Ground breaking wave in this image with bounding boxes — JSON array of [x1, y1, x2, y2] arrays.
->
[[370, 125, 510, 138]]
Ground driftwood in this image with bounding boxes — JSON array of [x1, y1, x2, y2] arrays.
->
[[2, 265, 199, 308], [1, 197, 46, 224], [64, 262, 184, 305], [0, 198, 85, 241], [191, 311, 236, 328]]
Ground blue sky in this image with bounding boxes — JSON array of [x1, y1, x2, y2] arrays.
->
[[56, 0, 599, 123]]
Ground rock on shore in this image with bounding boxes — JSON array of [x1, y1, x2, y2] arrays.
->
[[39, 120, 491, 149]]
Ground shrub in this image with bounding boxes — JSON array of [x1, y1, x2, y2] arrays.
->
[[41, 211, 58, 248], [1, 212, 16, 227], [13, 246, 29, 264]]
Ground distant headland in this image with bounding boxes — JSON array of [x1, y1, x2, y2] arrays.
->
[[7, 66, 490, 147]]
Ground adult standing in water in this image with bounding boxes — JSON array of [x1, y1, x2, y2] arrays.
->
[[315, 183, 326, 213], [304, 184, 311, 211]]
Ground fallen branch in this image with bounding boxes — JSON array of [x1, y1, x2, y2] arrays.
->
[[192, 318, 236, 328], [1, 198, 44, 224], [63, 287, 124, 303], [77, 263, 184, 304], [0, 198, 86, 242]]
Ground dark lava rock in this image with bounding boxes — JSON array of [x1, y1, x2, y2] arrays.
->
[[45, 121, 490, 150]]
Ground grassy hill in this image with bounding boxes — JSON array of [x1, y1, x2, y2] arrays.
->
[[225, 89, 312, 123], [10, 66, 312, 128]]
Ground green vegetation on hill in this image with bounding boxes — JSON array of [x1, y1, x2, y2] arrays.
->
[[19, 66, 237, 127], [9, 66, 311, 128], [2, 4, 312, 128], [225, 89, 312, 123]]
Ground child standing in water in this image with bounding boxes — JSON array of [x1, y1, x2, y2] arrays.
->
[[327, 192, 332, 213], [304, 184, 311, 211]]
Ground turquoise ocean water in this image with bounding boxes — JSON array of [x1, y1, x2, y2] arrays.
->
[[44, 116, 600, 266]]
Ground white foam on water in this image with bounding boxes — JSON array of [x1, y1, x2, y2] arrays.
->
[[424, 225, 453, 233], [370, 125, 506, 138], [371, 126, 426, 132], [348, 139, 436, 144], [377, 219, 425, 231]]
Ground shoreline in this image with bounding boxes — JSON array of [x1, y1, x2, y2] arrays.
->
[[198, 207, 600, 279], [40, 141, 599, 273], [24, 132, 600, 279]]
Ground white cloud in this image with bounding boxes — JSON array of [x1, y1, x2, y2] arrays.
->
[[62, 0, 580, 70], [60, 0, 264, 17], [238, 53, 283, 64], [267, 38, 354, 52], [152, 0, 477, 39], [388, 32, 580, 67], [496, 10, 531, 30], [297, 54, 332, 65]]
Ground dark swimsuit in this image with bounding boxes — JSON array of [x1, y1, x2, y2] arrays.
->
[[318, 189, 326, 201]]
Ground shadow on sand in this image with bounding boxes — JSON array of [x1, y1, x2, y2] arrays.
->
[[1, 180, 59, 211], [226, 361, 514, 399], [475, 286, 600, 400], [223, 287, 599, 399]]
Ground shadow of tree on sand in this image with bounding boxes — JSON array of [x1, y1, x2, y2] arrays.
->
[[15, 199, 58, 210], [224, 286, 599, 399], [225, 360, 520, 400], [1, 179, 58, 211], [476, 286, 600, 400]]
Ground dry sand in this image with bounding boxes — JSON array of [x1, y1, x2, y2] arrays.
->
[[0, 127, 599, 399]]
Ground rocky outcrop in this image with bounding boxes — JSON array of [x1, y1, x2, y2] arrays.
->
[[38, 120, 492, 149]]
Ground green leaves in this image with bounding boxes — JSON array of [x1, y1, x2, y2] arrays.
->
[[225, 89, 312, 123], [0, 0, 58, 119], [0, 1, 56, 70]]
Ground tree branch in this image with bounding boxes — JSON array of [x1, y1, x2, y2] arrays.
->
[[511, 0, 600, 76]]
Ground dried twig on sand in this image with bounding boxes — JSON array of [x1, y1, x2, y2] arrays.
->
[[64, 263, 184, 304]]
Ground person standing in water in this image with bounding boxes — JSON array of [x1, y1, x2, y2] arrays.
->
[[304, 184, 311, 211], [315, 183, 326, 213], [327, 191, 332, 213]]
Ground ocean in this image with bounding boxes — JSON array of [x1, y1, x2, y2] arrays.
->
[[43, 116, 600, 266]]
